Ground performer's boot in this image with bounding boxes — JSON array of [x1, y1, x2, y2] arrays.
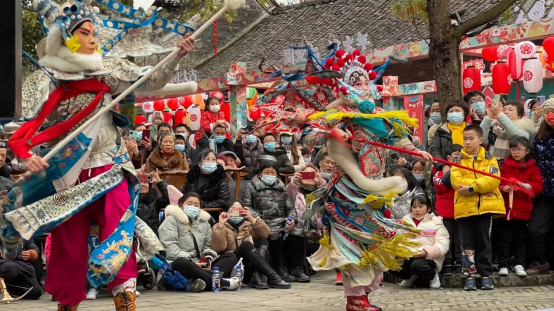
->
[[57, 304, 79, 311], [113, 278, 137, 311], [346, 296, 382, 311]]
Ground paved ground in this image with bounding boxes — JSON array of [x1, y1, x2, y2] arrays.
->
[[3, 271, 554, 311]]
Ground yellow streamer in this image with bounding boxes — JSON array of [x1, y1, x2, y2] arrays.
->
[[319, 234, 334, 250], [65, 34, 82, 54]]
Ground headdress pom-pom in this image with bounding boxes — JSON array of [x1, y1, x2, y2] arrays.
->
[[324, 58, 335, 68], [377, 85, 383, 92], [357, 55, 367, 64], [363, 63, 373, 71], [340, 86, 348, 95], [335, 50, 346, 59], [331, 64, 341, 71], [369, 71, 378, 80], [336, 58, 346, 67], [352, 50, 361, 57], [358, 99, 375, 114]]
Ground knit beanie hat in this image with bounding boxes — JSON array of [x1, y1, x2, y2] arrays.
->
[[542, 98, 554, 113]]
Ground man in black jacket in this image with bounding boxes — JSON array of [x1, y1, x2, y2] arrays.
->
[[137, 170, 169, 235], [0, 239, 43, 300]]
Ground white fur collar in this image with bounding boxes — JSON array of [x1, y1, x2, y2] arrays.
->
[[165, 205, 211, 224], [39, 45, 104, 73]]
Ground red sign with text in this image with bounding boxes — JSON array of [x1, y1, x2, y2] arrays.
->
[[404, 94, 424, 142]]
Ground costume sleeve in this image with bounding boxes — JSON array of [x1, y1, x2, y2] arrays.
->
[[472, 158, 501, 193], [158, 217, 193, 261], [497, 113, 531, 139], [45, 235, 52, 262], [303, 131, 328, 148]]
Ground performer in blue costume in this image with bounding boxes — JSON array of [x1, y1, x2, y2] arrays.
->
[[0, 0, 194, 310]]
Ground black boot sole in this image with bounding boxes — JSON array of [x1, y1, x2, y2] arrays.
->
[[268, 283, 292, 289], [293, 276, 310, 283], [248, 283, 269, 290]]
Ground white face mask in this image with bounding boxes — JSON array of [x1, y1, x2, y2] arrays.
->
[[210, 104, 221, 113]]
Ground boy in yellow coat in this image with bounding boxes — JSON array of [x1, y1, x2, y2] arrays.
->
[[450, 125, 505, 291]]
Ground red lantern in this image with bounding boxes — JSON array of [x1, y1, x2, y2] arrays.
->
[[182, 96, 193, 108], [174, 109, 187, 125], [167, 98, 179, 110], [492, 62, 512, 94], [221, 102, 231, 122], [250, 106, 261, 120], [154, 100, 165, 111], [135, 115, 146, 125], [482, 46, 500, 62], [163, 111, 173, 124], [508, 48, 524, 80], [543, 37, 554, 61], [462, 66, 481, 94]]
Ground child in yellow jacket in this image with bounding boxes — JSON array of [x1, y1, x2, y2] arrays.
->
[[450, 125, 505, 291]]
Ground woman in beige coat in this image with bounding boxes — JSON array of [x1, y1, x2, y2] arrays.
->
[[211, 200, 291, 290]]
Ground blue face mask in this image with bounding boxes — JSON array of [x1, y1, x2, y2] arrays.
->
[[246, 135, 257, 144], [430, 112, 442, 125], [304, 157, 311, 163], [201, 162, 217, 174], [229, 217, 243, 225], [135, 131, 143, 142], [447, 112, 464, 125], [281, 136, 292, 145], [471, 101, 486, 116], [264, 142, 276, 152], [527, 110, 534, 120], [183, 206, 199, 220], [175, 144, 185, 152], [260, 175, 277, 185], [214, 136, 226, 144]]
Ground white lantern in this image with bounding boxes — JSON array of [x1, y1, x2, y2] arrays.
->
[[515, 41, 537, 60], [522, 58, 544, 94], [142, 101, 155, 113], [187, 105, 201, 131]]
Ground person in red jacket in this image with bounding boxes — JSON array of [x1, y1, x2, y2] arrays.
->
[[432, 144, 462, 276], [498, 137, 543, 277], [193, 96, 230, 149]]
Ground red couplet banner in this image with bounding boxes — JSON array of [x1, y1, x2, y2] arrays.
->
[[403, 94, 424, 143]]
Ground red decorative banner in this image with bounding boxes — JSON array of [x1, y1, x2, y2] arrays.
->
[[463, 59, 485, 71], [404, 94, 424, 142]]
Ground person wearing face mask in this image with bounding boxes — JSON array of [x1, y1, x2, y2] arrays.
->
[[159, 193, 240, 292], [136, 169, 169, 236], [235, 126, 264, 178], [145, 133, 190, 189], [181, 149, 230, 211], [174, 124, 192, 158], [133, 123, 154, 162], [193, 97, 230, 152], [429, 100, 470, 176], [278, 132, 306, 172], [427, 100, 442, 146], [388, 167, 425, 219], [210, 200, 291, 289], [255, 133, 295, 179], [463, 90, 487, 124], [242, 160, 299, 283], [392, 195, 449, 289], [411, 159, 428, 193]]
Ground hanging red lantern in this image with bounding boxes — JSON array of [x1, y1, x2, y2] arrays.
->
[[543, 37, 554, 61], [508, 48, 524, 80], [174, 109, 187, 125], [154, 100, 166, 111], [462, 66, 481, 94], [492, 61, 512, 94], [167, 98, 179, 110], [250, 106, 261, 120], [221, 102, 231, 122], [182, 96, 193, 108], [163, 111, 173, 125], [482, 46, 500, 62], [522, 58, 544, 94], [135, 114, 146, 125]]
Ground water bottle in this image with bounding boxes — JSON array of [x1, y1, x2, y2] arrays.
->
[[234, 264, 243, 291], [283, 217, 293, 241], [212, 267, 221, 293]]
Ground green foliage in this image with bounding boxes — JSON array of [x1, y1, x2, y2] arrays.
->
[[390, 0, 429, 27]]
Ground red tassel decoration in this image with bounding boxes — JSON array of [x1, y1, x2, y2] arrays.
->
[[214, 20, 218, 57]]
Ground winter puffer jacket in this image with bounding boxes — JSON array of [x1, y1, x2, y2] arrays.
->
[[450, 147, 505, 219], [433, 168, 455, 219], [256, 147, 296, 175], [533, 132, 554, 197], [429, 123, 470, 170], [158, 205, 217, 263], [211, 216, 270, 254], [137, 180, 169, 234], [402, 213, 450, 272], [241, 176, 299, 240], [180, 165, 230, 208], [499, 157, 543, 221], [235, 139, 264, 169], [390, 187, 425, 219]]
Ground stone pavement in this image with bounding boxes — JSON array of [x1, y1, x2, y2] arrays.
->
[[3, 271, 554, 311]]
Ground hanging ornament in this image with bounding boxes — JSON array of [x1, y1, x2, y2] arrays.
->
[[163, 111, 173, 125], [538, 51, 547, 67], [221, 102, 231, 122], [142, 101, 155, 113], [508, 48, 524, 80], [213, 20, 218, 57], [187, 105, 201, 131], [482, 46, 500, 62], [190, 94, 203, 106], [522, 58, 544, 94], [153, 100, 166, 111], [542, 37, 554, 62], [515, 41, 537, 60], [174, 109, 187, 125], [167, 98, 179, 110], [462, 66, 481, 94], [492, 61, 511, 94]]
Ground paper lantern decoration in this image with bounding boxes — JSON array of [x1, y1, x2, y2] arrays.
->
[[174, 109, 187, 125], [190, 94, 203, 106], [492, 62, 511, 94], [515, 41, 537, 60], [135, 115, 146, 125], [543, 37, 554, 61], [187, 105, 201, 131], [221, 102, 231, 122], [522, 58, 544, 94], [462, 66, 481, 94], [142, 101, 154, 113], [508, 49, 524, 80], [482, 46, 500, 62], [247, 88, 258, 107], [250, 106, 261, 120], [163, 111, 173, 125], [167, 98, 179, 110], [154, 100, 165, 111]]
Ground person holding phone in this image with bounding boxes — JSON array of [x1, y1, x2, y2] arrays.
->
[[136, 169, 169, 235]]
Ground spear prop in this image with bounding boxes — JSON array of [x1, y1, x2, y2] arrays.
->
[[14, 0, 246, 186]]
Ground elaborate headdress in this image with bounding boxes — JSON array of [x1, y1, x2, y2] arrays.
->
[[35, 0, 101, 40]]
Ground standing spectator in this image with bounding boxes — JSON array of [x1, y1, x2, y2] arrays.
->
[[450, 125, 505, 291], [174, 123, 190, 140], [241, 159, 298, 282], [388, 167, 425, 219], [278, 132, 306, 172], [156, 123, 173, 139], [427, 100, 442, 146], [211, 125, 235, 155], [429, 100, 470, 176], [235, 126, 264, 179], [317, 152, 336, 181], [396, 195, 449, 288], [464, 90, 487, 124], [149, 111, 164, 140], [497, 137, 543, 277], [527, 100, 554, 274], [258, 134, 295, 178], [194, 96, 230, 151], [137, 170, 169, 235], [144, 133, 190, 189], [301, 147, 311, 165], [432, 144, 463, 276], [411, 159, 427, 193], [0, 239, 43, 300], [181, 149, 230, 209], [0, 143, 13, 181]]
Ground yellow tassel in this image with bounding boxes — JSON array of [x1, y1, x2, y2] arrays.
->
[[319, 234, 334, 250], [361, 190, 398, 206], [318, 256, 328, 267], [308, 109, 337, 120], [65, 34, 82, 53]]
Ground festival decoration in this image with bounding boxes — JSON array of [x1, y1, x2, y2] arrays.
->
[[492, 61, 512, 94], [135, 115, 146, 125], [250, 106, 261, 120], [508, 48, 525, 80], [163, 111, 173, 124], [191, 93, 204, 106], [543, 37, 554, 62], [247, 87, 258, 107], [462, 66, 481, 94], [167, 98, 179, 110], [142, 101, 155, 113], [187, 104, 201, 130], [213, 20, 218, 57], [482, 46, 500, 62], [174, 109, 187, 125], [154, 100, 166, 111], [221, 102, 231, 122], [522, 58, 544, 94], [515, 41, 537, 59]]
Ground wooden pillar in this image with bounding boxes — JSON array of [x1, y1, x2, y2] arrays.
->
[[0, 1, 22, 119]]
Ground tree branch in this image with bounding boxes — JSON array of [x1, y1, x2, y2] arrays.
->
[[459, 0, 517, 35]]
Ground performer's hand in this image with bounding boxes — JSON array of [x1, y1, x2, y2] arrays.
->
[[19, 250, 31, 261], [24, 156, 49, 174], [334, 129, 349, 141], [415, 151, 435, 163], [177, 34, 195, 58]]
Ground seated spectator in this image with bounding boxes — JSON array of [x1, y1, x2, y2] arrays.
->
[[211, 200, 290, 289], [497, 137, 543, 277], [181, 149, 230, 209], [396, 195, 449, 288], [278, 132, 306, 172], [258, 134, 295, 179], [317, 152, 336, 181], [242, 160, 298, 283], [137, 170, 169, 235], [432, 144, 463, 276], [388, 167, 425, 219], [144, 133, 189, 189], [158, 192, 239, 291], [0, 239, 43, 300], [133, 123, 154, 163], [235, 126, 264, 179], [301, 147, 311, 165], [0, 143, 13, 181], [216, 151, 241, 181], [174, 124, 192, 158]]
